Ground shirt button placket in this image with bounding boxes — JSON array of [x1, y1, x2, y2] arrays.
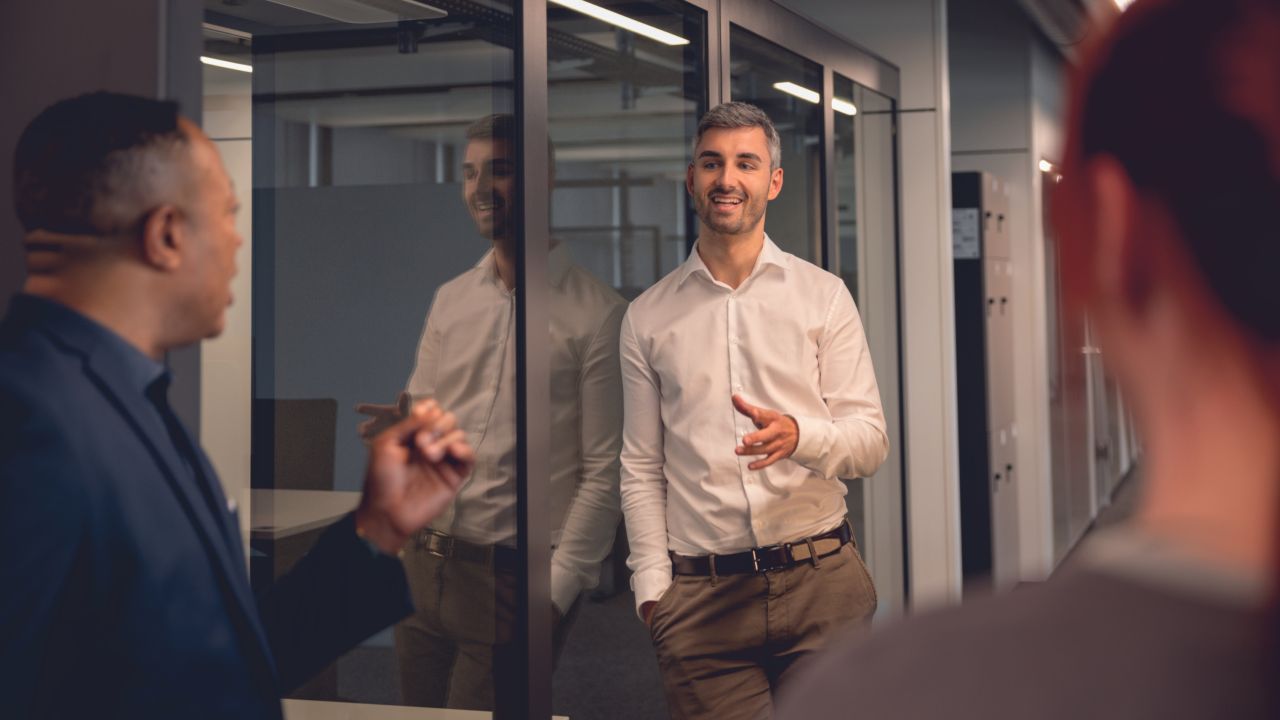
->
[[729, 294, 752, 501]]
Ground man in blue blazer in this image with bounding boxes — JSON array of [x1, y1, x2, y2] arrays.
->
[[0, 92, 476, 718]]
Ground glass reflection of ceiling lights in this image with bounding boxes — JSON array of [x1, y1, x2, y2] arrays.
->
[[549, 0, 688, 45], [773, 81, 858, 117], [203, 23, 253, 74], [772, 81, 819, 104], [831, 97, 857, 116], [768, 81, 860, 117], [547, 0, 702, 176], [265, 0, 446, 23], [202, 56, 254, 72], [729, 24, 823, 260]]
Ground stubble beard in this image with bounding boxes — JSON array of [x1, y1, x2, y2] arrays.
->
[[697, 193, 765, 237]]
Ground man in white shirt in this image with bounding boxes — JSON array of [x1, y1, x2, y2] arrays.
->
[[619, 101, 889, 719], [357, 114, 626, 710]]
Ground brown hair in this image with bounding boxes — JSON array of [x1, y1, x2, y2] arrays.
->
[[1058, 0, 1280, 341]]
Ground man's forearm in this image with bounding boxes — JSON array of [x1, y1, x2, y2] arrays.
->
[[791, 414, 889, 479]]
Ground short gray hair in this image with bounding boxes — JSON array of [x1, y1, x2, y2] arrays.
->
[[693, 102, 781, 170]]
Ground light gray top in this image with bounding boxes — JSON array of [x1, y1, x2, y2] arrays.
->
[[776, 528, 1276, 719]]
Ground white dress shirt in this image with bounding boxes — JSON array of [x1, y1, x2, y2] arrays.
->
[[407, 243, 626, 613], [619, 235, 889, 613]]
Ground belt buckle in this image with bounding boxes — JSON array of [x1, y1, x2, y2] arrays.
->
[[427, 532, 454, 559], [751, 548, 761, 573]]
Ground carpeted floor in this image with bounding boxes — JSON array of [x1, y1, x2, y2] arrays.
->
[[552, 590, 668, 720], [326, 589, 669, 719]]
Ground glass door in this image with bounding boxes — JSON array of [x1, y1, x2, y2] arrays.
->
[[832, 78, 907, 618], [202, 0, 524, 712], [542, 1, 708, 717], [724, 0, 908, 618], [726, 25, 823, 263], [196, 0, 903, 714]]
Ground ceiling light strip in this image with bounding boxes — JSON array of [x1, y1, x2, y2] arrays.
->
[[549, 0, 689, 46], [201, 56, 253, 73], [832, 97, 858, 116], [773, 81, 820, 104]]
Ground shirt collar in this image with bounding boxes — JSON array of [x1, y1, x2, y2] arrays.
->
[[474, 242, 574, 289], [5, 293, 166, 397], [676, 233, 790, 288]]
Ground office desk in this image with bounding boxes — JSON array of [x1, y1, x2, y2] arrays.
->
[[251, 489, 361, 540]]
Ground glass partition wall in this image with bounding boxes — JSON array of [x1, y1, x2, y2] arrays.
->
[[544, 2, 707, 717], [197, 0, 901, 716]]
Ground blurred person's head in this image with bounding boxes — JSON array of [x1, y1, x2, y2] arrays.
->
[[13, 91, 243, 355], [687, 102, 784, 241], [1056, 0, 1280, 570]]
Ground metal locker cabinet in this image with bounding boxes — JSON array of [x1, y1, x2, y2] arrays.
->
[[952, 171, 1020, 591]]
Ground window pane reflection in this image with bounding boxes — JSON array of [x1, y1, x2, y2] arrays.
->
[[204, 0, 522, 710], [728, 25, 823, 263], [832, 77, 907, 615], [546, 1, 706, 716]]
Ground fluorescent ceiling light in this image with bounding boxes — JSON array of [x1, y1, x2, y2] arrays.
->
[[265, 0, 445, 24], [201, 56, 253, 74], [773, 81, 820, 104], [832, 97, 858, 116], [550, 0, 689, 46], [1038, 159, 1054, 173]]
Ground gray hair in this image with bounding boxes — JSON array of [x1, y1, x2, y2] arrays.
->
[[692, 102, 782, 170]]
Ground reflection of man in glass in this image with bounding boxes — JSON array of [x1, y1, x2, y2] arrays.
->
[[358, 114, 626, 709], [620, 102, 888, 718]]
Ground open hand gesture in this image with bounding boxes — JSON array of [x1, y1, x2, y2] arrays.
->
[[732, 394, 799, 471]]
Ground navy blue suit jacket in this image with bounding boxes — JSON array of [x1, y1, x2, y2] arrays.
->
[[0, 296, 413, 719]]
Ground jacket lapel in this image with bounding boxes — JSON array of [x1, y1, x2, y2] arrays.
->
[[81, 348, 279, 682], [11, 295, 281, 693]]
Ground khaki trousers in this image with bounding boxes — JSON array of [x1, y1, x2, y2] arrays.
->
[[648, 542, 877, 720], [394, 548, 516, 710], [394, 548, 576, 710]]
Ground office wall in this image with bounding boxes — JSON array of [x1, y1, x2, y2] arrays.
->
[[779, 0, 964, 608], [255, 183, 478, 491], [202, 65, 254, 547], [0, 0, 168, 311]]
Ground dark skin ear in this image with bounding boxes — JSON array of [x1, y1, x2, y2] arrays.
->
[[138, 204, 184, 272]]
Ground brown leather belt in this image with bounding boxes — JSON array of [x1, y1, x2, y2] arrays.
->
[[411, 529, 518, 572], [669, 520, 853, 576]]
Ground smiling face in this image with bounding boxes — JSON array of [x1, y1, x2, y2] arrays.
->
[[687, 125, 784, 240], [462, 136, 516, 242]]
